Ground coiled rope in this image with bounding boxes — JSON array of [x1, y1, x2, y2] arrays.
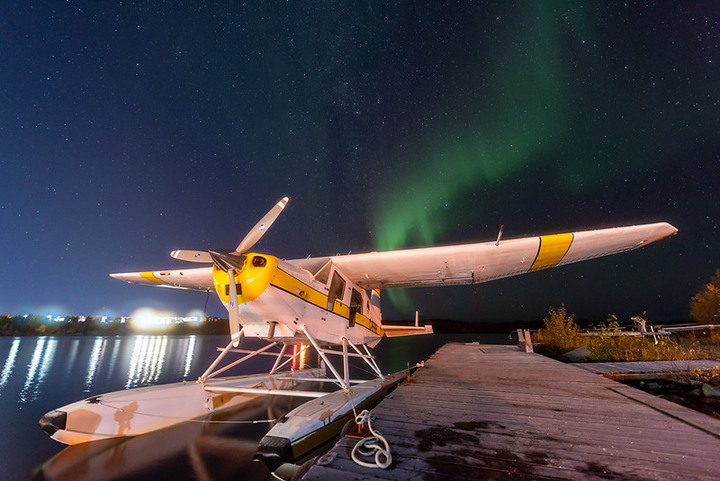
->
[[350, 410, 392, 469]]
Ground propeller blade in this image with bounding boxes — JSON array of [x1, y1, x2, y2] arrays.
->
[[227, 268, 242, 347], [170, 250, 213, 263], [234, 196, 289, 254]]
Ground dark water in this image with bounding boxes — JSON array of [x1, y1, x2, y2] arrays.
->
[[0, 333, 509, 480]]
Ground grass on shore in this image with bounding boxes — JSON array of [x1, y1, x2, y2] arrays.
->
[[532, 305, 720, 363]]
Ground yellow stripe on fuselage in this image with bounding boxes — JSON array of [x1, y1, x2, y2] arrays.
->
[[529, 233, 574, 272], [271, 268, 325, 310], [270, 267, 384, 336], [353, 311, 384, 336], [140, 271, 164, 284]]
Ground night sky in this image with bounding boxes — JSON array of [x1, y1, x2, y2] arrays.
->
[[1, 2, 718, 323]]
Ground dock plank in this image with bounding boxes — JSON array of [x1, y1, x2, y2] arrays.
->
[[577, 360, 720, 376], [301, 343, 720, 480]]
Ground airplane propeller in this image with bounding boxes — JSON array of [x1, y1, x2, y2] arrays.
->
[[170, 196, 289, 263], [234, 196, 289, 254], [169, 197, 289, 346], [170, 249, 213, 262]]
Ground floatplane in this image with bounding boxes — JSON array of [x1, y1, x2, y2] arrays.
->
[[40, 196, 677, 468]]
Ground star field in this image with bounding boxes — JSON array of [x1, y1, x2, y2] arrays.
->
[[1, 2, 718, 323]]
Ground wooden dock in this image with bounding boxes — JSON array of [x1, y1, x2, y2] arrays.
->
[[300, 343, 720, 480], [577, 360, 720, 380]]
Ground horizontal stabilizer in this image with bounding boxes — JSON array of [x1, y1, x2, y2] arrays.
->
[[381, 324, 434, 338]]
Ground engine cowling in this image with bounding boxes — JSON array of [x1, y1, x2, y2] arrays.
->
[[211, 253, 278, 305]]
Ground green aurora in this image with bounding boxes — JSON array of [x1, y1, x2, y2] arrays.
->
[[372, 3, 719, 312]]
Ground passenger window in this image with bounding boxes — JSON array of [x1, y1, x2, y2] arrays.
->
[[327, 272, 346, 311], [349, 289, 363, 327]]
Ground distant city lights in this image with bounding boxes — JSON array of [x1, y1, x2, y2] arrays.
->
[[128, 307, 204, 331], [8, 308, 209, 331]]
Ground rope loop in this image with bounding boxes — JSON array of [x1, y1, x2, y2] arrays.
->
[[350, 410, 392, 469]]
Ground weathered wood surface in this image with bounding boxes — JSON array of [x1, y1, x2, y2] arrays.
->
[[577, 360, 719, 376], [301, 343, 720, 480]]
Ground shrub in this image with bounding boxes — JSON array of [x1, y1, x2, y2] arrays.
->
[[690, 269, 720, 324], [692, 366, 720, 385], [533, 305, 582, 356]]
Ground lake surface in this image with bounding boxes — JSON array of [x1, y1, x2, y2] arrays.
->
[[0, 333, 508, 480]]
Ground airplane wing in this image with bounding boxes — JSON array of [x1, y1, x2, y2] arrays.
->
[[111, 222, 676, 293], [109, 266, 213, 291], [319, 222, 677, 290]]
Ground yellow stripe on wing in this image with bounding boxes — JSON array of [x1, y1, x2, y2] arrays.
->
[[529, 233, 574, 272], [140, 271, 165, 284]]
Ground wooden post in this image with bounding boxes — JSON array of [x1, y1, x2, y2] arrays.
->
[[517, 329, 533, 353], [523, 329, 533, 353]]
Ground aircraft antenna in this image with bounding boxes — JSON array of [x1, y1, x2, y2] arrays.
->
[[495, 225, 504, 246]]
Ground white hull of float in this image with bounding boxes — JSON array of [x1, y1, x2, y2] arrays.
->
[[256, 370, 410, 467], [40, 368, 325, 445], [37, 394, 307, 481]]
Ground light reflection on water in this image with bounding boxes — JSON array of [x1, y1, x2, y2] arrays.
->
[[126, 336, 169, 388], [20, 337, 58, 403], [0, 335, 228, 480], [64, 338, 80, 381], [85, 338, 105, 390], [0, 338, 19, 390], [106, 337, 121, 383], [182, 335, 196, 378]]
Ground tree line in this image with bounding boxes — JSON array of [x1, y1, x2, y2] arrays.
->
[[0, 315, 230, 337]]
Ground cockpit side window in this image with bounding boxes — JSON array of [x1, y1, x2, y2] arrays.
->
[[327, 272, 345, 312], [314, 261, 332, 285]]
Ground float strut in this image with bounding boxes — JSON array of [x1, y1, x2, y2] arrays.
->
[[270, 344, 288, 374], [300, 326, 350, 390], [198, 329, 243, 382]]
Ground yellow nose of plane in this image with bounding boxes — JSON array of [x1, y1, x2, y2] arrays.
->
[[212, 253, 278, 305]]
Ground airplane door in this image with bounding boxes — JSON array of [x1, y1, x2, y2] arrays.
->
[[327, 271, 346, 312]]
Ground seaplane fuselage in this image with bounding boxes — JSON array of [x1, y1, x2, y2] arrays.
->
[[212, 252, 383, 347]]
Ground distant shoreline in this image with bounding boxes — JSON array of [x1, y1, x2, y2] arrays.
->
[[0, 314, 693, 337]]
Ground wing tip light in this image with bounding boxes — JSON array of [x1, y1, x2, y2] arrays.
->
[[652, 221, 678, 242]]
